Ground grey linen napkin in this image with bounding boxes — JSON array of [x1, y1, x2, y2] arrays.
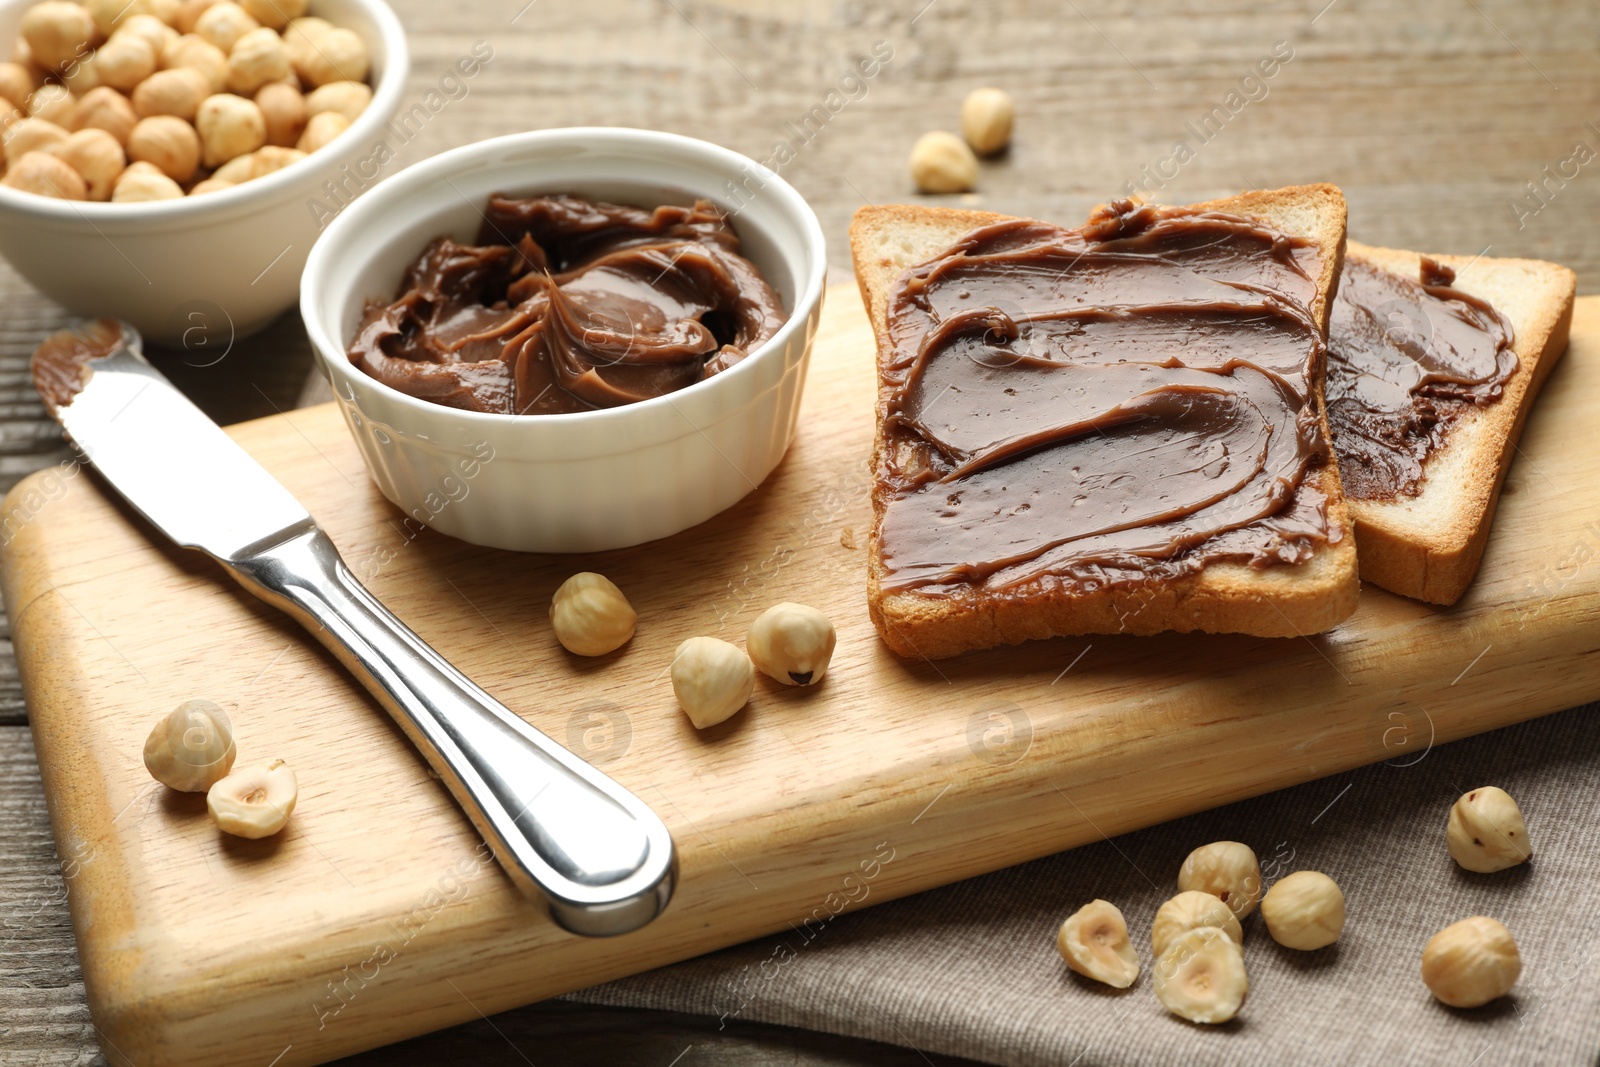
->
[[572, 702, 1600, 1066]]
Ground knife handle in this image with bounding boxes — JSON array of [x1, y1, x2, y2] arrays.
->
[[225, 523, 676, 937]]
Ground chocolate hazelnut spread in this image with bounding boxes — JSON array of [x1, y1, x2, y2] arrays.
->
[[878, 200, 1337, 596], [1326, 255, 1516, 500], [347, 195, 788, 415], [31, 319, 124, 418]]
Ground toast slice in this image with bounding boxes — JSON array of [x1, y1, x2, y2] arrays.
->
[[851, 186, 1360, 659], [1332, 243, 1576, 605]]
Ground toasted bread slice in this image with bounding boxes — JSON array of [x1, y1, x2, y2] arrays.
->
[[851, 186, 1360, 659], [1335, 243, 1575, 605]]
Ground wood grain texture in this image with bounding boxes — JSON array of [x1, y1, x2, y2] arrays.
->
[[0, 725, 975, 1067], [4, 286, 1600, 1067], [4, 0, 1600, 1062]]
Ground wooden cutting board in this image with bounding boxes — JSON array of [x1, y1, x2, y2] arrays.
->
[[6, 287, 1600, 1067]]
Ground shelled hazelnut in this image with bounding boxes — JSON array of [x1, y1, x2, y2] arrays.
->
[[1057, 899, 1140, 988], [164, 34, 228, 92], [304, 79, 368, 124], [1421, 916, 1520, 1008], [4, 115, 69, 165], [291, 25, 366, 87], [115, 13, 179, 56], [112, 158, 181, 199], [0, 0, 372, 201], [294, 108, 345, 152], [238, 0, 305, 29], [51, 126, 124, 199], [3, 148, 84, 197], [27, 82, 75, 125], [1177, 841, 1263, 919], [255, 79, 304, 146], [131, 66, 210, 120], [69, 85, 136, 144], [21, 2, 95, 71], [193, 1, 258, 53], [0, 62, 39, 106], [225, 26, 289, 95], [194, 91, 263, 166], [127, 113, 199, 181]]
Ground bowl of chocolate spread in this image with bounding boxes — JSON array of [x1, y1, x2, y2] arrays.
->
[[300, 128, 826, 552]]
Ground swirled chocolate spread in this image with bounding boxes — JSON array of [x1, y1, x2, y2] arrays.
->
[[878, 200, 1338, 596], [1326, 255, 1516, 499], [347, 195, 788, 414], [31, 319, 124, 418]]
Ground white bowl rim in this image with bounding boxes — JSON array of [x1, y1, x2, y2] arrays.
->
[[0, 0, 410, 222], [301, 125, 829, 431]]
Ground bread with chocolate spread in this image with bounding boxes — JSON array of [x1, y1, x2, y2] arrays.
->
[[850, 185, 1359, 658]]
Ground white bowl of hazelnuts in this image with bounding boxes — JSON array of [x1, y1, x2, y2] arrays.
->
[[0, 0, 407, 345]]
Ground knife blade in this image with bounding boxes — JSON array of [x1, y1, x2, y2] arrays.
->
[[36, 321, 676, 936]]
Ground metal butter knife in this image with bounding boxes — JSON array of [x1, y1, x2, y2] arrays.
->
[[45, 323, 676, 937]]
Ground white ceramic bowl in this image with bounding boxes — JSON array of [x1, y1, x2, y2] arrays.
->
[[301, 128, 827, 553], [0, 0, 408, 345]]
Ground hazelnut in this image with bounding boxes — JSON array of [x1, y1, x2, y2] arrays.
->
[[86, 0, 175, 36], [95, 34, 158, 92], [1446, 787, 1532, 873], [1421, 916, 1520, 1008], [187, 175, 232, 194], [112, 160, 182, 199], [173, 0, 218, 33], [281, 15, 331, 67], [3, 149, 86, 197], [4, 116, 69, 166], [291, 26, 367, 88], [909, 130, 978, 194], [1153, 927, 1249, 1024], [193, 1, 258, 53], [58, 51, 99, 94], [141, 699, 236, 791], [960, 87, 1014, 157], [1056, 899, 1139, 988], [0, 62, 41, 107], [131, 66, 210, 119], [194, 91, 263, 165], [1177, 841, 1262, 919], [0, 97, 22, 136], [69, 85, 136, 144], [1150, 890, 1244, 959], [1259, 870, 1345, 950], [549, 572, 636, 656], [238, 0, 307, 30], [244, 142, 302, 176], [283, 15, 333, 39], [225, 25, 287, 94], [163, 34, 229, 93], [28, 83, 76, 126], [50, 126, 125, 199], [746, 602, 836, 686], [114, 14, 178, 57], [21, 1, 96, 71], [254, 79, 304, 145], [127, 113, 199, 180], [303, 79, 369, 124], [671, 636, 754, 729], [207, 757, 297, 838], [208, 147, 255, 181], [293, 107, 345, 152]]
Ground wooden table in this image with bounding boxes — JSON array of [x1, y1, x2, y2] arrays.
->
[[3, 1, 1596, 1063]]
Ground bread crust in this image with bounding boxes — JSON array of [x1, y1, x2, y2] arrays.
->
[[851, 187, 1360, 659], [1339, 243, 1576, 605]]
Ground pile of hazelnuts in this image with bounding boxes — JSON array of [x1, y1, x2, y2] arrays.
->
[[1, 0, 371, 202]]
